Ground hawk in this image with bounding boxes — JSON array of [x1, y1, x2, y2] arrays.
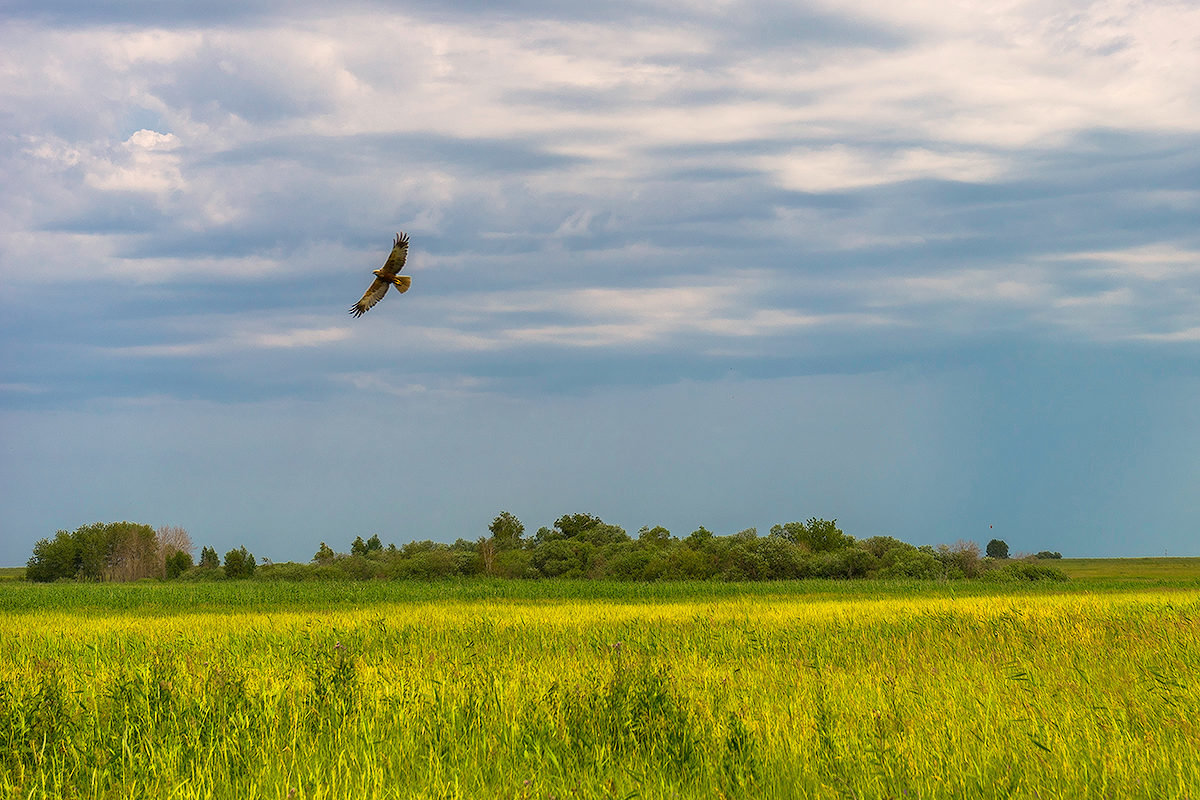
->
[[349, 233, 411, 317]]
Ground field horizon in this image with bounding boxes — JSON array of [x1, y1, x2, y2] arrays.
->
[[5, 555, 1200, 585]]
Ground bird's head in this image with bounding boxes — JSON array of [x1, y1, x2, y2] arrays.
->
[[372, 269, 384, 277]]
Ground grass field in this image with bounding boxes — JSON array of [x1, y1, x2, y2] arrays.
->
[[2, 578, 1199, 799], [1056, 557, 1200, 580]]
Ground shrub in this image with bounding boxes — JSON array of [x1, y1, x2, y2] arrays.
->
[[937, 540, 984, 579], [984, 561, 1069, 582], [876, 545, 940, 579], [223, 546, 256, 579], [165, 550, 193, 580]]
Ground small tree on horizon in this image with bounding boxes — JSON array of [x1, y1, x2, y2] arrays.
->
[[986, 538, 1010, 559], [489, 511, 525, 551], [199, 546, 219, 570], [313, 542, 336, 565], [224, 546, 256, 579], [156, 525, 194, 578], [165, 550, 193, 579]]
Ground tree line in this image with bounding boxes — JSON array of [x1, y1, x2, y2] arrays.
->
[[24, 513, 1067, 583], [25, 522, 256, 582]]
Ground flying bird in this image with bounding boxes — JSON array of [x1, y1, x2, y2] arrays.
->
[[349, 232, 411, 317]]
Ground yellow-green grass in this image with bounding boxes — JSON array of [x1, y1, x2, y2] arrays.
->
[[2, 581, 1198, 799], [0, 567, 25, 581], [1056, 557, 1200, 580]]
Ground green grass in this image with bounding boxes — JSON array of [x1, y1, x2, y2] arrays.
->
[[2, 578, 1199, 799], [1056, 556, 1200, 580], [0, 567, 25, 581]]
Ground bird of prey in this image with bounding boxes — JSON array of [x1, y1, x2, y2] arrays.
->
[[349, 233, 411, 317]]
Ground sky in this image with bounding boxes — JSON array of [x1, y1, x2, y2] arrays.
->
[[1, 0, 1198, 565]]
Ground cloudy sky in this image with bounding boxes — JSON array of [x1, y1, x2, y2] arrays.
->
[[2, 0, 1198, 565]]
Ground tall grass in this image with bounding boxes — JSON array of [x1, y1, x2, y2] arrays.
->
[[2, 582, 1198, 798]]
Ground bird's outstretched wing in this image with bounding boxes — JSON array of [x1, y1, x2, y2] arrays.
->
[[350, 277, 391, 317], [378, 232, 409, 278]]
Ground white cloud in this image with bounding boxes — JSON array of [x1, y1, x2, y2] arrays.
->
[[85, 129, 184, 194], [875, 269, 1052, 305], [104, 324, 351, 357], [1052, 245, 1200, 281], [766, 145, 1008, 192], [1133, 327, 1200, 343]]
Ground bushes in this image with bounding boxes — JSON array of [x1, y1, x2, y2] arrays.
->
[[27, 513, 1069, 585], [165, 550, 193, 579], [277, 519, 1067, 583], [984, 560, 1069, 583], [223, 547, 257, 579]]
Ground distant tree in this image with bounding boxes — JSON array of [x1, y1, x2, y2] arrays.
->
[[489, 511, 525, 551], [1034, 550, 1063, 559], [26, 521, 158, 582], [156, 525, 194, 578], [769, 518, 848, 552], [495, 548, 533, 578], [224, 546, 256, 579], [637, 525, 672, 548], [26, 531, 80, 582], [684, 527, 714, 549], [199, 546, 220, 570], [477, 536, 497, 575], [986, 538, 1010, 559], [857, 536, 909, 558], [734, 527, 758, 542], [165, 550, 193, 579], [366, 534, 383, 553], [313, 542, 336, 565], [555, 513, 606, 540], [936, 540, 984, 578], [350, 536, 368, 557]]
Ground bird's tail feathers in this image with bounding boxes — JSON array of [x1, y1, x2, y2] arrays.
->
[[391, 275, 412, 293]]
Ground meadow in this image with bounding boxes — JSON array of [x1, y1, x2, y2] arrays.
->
[[2, 577, 1198, 799]]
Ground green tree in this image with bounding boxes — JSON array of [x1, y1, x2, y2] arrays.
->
[[25, 530, 80, 582], [224, 546, 256, 579], [313, 542, 336, 565], [684, 526, 714, 549], [986, 538, 1010, 559], [555, 513, 606, 539], [366, 534, 383, 553], [26, 521, 158, 582], [936, 540, 984, 578], [199, 546, 220, 569], [350, 536, 368, 557], [165, 550, 193, 579], [769, 518, 848, 552], [489, 511, 525, 551], [637, 525, 672, 548]]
